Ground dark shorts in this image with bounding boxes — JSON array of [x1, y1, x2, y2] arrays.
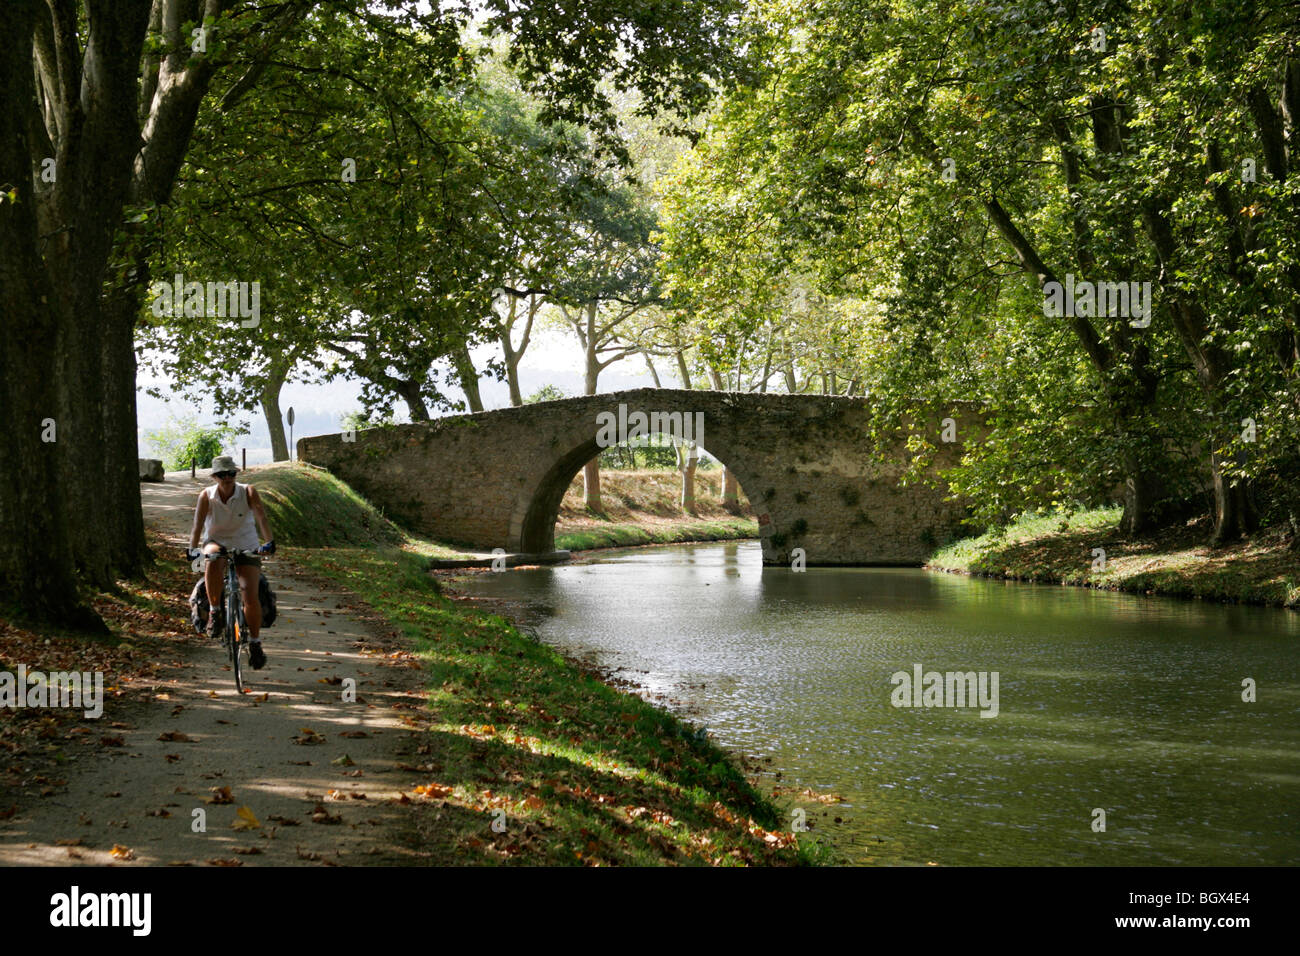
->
[[203, 540, 261, 568]]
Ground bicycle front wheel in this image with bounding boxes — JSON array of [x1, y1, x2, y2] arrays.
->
[[228, 594, 244, 694]]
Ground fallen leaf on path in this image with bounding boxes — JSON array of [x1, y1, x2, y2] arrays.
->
[[205, 786, 234, 805], [157, 731, 194, 743], [55, 837, 82, 846], [288, 760, 312, 766], [339, 731, 368, 739], [232, 846, 262, 855], [231, 806, 261, 831], [267, 815, 300, 826], [254, 693, 269, 703], [109, 844, 135, 860], [164, 754, 181, 763], [310, 803, 341, 825], [145, 809, 171, 818], [331, 754, 354, 766], [207, 858, 242, 867], [413, 783, 453, 799], [100, 736, 125, 747]]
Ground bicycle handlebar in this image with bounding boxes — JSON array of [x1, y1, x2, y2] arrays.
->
[[186, 546, 272, 560]]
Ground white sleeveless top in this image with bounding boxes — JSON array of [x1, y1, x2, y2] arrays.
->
[[203, 483, 259, 550]]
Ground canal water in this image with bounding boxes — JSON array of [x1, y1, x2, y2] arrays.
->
[[451, 541, 1300, 865]]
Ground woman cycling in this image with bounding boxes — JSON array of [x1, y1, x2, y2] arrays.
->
[[188, 455, 276, 669]]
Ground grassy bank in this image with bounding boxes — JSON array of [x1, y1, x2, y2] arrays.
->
[[929, 507, 1300, 608], [250, 463, 819, 864], [556, 468, 757, 551]]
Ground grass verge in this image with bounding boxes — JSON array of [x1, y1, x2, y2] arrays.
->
[[929, 507, 1300, 608], [556, 516, 757, 552]]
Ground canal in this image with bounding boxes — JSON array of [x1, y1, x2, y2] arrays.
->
[[451, 540, 1300, 865]]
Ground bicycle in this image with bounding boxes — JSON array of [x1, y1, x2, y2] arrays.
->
[[187, 544, 272, 693]]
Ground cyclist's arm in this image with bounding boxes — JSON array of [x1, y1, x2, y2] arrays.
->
[[189, 491, 209, 550], [247, 485, 273, 545]]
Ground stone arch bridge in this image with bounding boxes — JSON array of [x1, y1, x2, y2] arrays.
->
[[298, 388, 976, 566]]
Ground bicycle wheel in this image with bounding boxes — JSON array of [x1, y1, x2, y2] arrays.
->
[[228, 592, 244, 694]]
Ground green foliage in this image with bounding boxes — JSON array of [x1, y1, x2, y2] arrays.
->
[[339, 410, 397, 432], [656, 0, 1300, 538], [523, 384, 567, 404], [598, 433, 683, 469], [145, 414, 246, 472]]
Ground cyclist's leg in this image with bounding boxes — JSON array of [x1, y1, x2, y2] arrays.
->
[[202, 542, 225, 614], [235, 562, 261, 640]]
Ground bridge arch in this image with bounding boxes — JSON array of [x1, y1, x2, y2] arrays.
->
[[511, 422, 755, 555]]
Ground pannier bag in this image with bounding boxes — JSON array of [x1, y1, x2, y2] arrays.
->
[[189, 574, 277, 633]]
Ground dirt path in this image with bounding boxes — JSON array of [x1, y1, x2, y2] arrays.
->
[[0, 472, 432, 866]]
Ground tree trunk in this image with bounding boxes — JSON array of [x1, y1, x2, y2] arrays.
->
[[1210, 451, 1259, 545], [643, 352, 662, 387], [0, 5, 100, 627], [261, 359, 291, 461], [501, 335, 523, 406], [675, 350, 693, 389], [680, 444, 698, 514], [721, 466, 740, 511], [582, 315, 602, 510], [454, 343, 484, 412], [583, 458, 602, 512], [1118, 457, 1163, 536], [395, 380, 431, 422], [57, 273, 115, 588], [99, 280, 150, 578]]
